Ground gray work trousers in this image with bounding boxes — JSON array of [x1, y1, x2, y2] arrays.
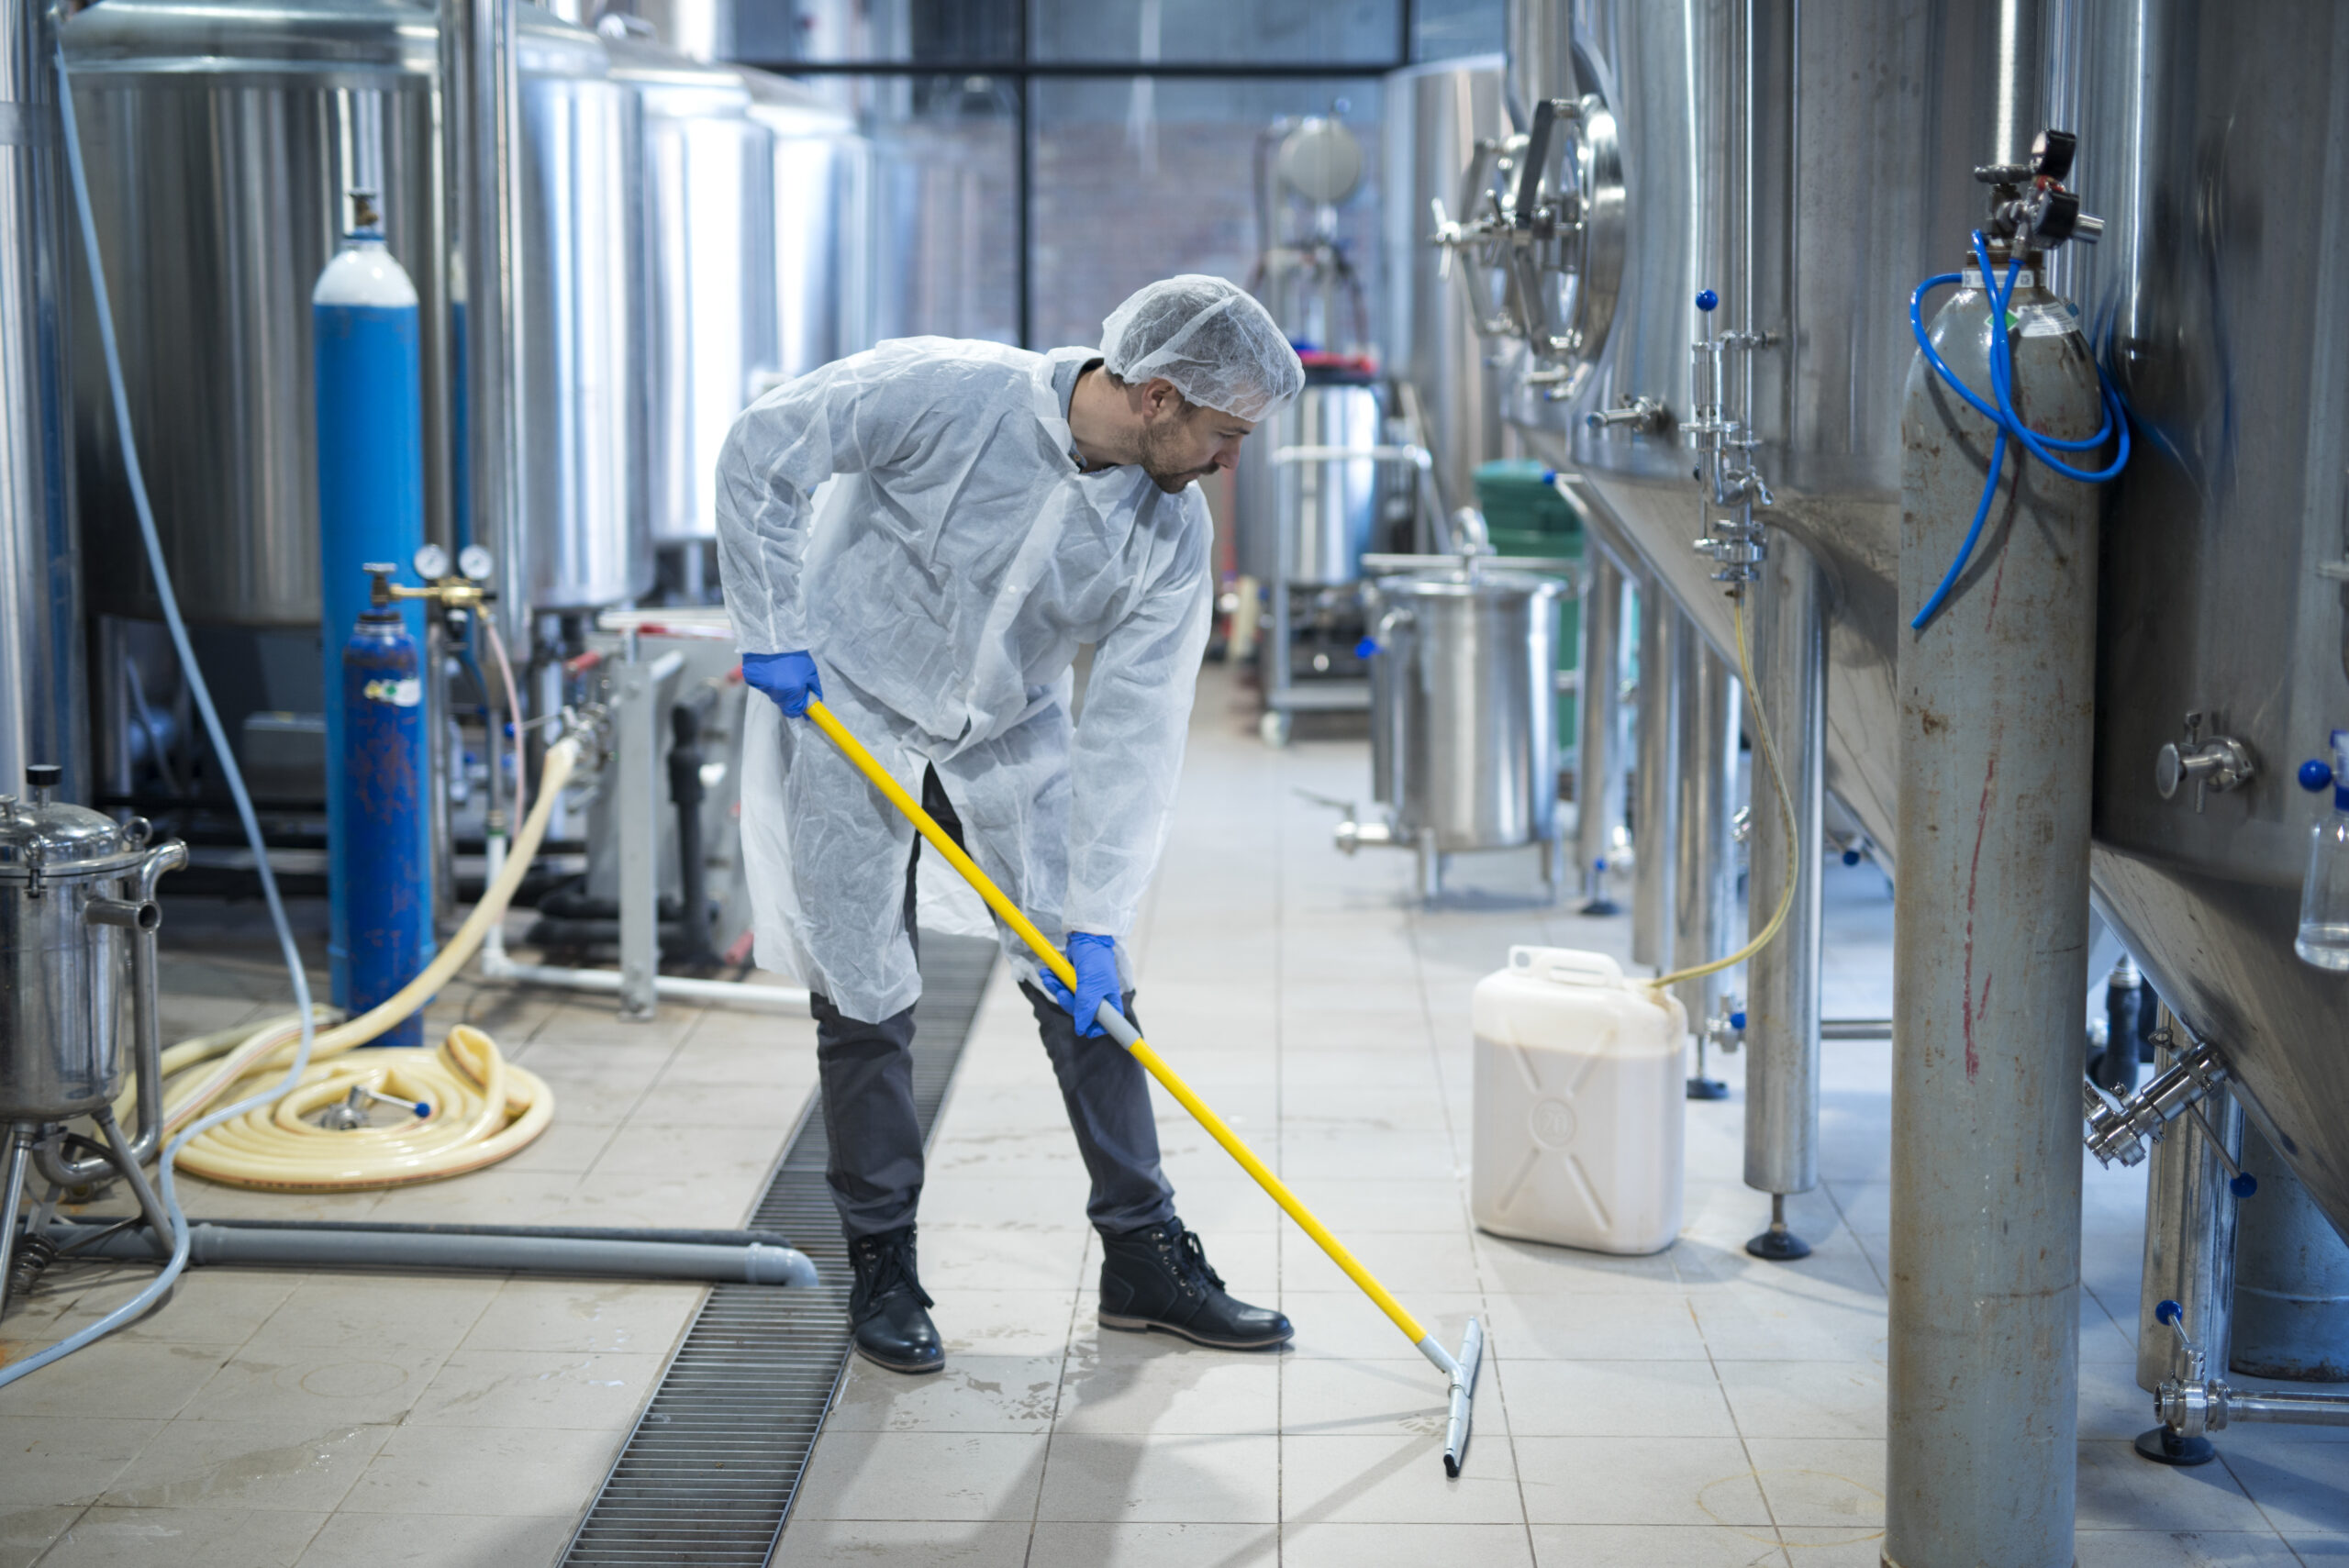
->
[[811, 766, 1177, 1241]]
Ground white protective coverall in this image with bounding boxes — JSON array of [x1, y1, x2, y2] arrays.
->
[[717, 337, 1213, 1023]]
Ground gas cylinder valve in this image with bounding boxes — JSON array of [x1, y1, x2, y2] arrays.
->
[[1976, 129, 2105, 248]]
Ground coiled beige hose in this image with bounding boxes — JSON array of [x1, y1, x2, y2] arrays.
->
[[126, 735, 584, 1191]]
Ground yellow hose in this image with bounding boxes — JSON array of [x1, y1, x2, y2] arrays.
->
[[1647, 588, 1801, 995], [128, 735, 584, 1190], [804, 698, 1438, 1351]]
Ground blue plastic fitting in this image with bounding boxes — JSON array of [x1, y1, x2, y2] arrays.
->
[[2155, 1298, 2184, 1327], [1353, 638, 1379, 660], [2299, 759, 2333, 793], [2231, 1173, 2259, 1199], [1729, 1010, 1747, 1030], [1841, 848, 1863, 866], [1541, 469, 1559, 484]]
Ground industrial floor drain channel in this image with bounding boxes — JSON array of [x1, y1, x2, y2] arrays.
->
[[561, 935, 996, 1567]]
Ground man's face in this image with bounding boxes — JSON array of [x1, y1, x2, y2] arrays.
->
[[1136, 384, 1258, 495]]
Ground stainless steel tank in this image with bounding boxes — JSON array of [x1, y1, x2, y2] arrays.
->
[[605, 37, 770, 548], [746, 72, 863, 381], [0, 784, 179, 1122], [63, 0, 647, 623], [64, 0, 448, 628], [1545, 0, 2349, 1244], [1546, 0, 2043, 860], [1365, 568, 1562, 866], [1382, 56, 1508, 521], [1275, 383, 1383, 586], [2065, 0, 2349, 1247], [511, 9, 648, 610]]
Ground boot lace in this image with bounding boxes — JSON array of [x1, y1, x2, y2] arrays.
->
[[1174, 1229, 1225, 1296], [855, 1235, 935, 1310]]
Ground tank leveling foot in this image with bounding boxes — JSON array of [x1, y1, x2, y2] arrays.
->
[[1745, 1194, 1813, 1261], [1687, 1032, 1729, 1100], [2133, 1426, 2216, 1466]]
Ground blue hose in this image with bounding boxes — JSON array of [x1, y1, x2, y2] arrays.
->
[[2, 39, 324, 1389], [1907, 231, 2131, 629]]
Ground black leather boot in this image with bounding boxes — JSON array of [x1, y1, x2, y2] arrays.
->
[[1098, 1217, 1293, 1350], [848, 1225, 943, 1374]]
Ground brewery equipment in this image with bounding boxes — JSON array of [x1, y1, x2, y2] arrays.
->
[[605, 30, 771, 592], [1341, 565, 1566, 899], [0, 767, 186, 1318], [63, 0, 648, 630]]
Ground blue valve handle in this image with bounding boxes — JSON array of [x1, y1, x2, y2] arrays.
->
[[2232, 1173, 2259, 1199], [1696, 289, 1720, 312], [1729, 1010, 1747, 1030], [2155, 1298, 2184, 1327], [2299, 759, 2334, 792]]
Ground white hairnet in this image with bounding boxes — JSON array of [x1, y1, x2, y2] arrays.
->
[[1100, 275, 1304, 422]]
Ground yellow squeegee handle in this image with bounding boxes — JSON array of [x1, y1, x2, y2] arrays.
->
[[803, 697, 1435, 1354]]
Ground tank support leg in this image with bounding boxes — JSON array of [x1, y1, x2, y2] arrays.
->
[[1576, 551, 1627, 915], [1417, 828, 1442, 902], [1631, 583, 1680, 969], [0, 1124, 33, 1319], [1743, 539, 1825, 1259]]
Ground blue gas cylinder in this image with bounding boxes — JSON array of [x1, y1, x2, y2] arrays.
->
[[340, 608, 429, 1048], [316, 196, 432, 1031]]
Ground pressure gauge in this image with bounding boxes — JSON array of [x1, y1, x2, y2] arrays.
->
[[459, 544, 495, 582], [413, 542, 451, 581]]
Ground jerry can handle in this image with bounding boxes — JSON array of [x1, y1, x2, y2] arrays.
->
[[1508, 946, 1623, 988]]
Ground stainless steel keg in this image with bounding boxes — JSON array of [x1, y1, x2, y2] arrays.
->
[[0, 772, 184, 1124], [1363, 567, 1564, 894]]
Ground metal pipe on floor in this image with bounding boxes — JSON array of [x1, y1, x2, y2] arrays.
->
[[1575, 550, 1627, 914], [50, 1220, 819, 1286], [1631, 581, 1679, 970], [2196, 1386, 2349, 1429], [1743, 535, 1824, 1257]]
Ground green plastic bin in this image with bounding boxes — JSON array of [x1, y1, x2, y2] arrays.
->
[[1474, 461, 1584, 757]]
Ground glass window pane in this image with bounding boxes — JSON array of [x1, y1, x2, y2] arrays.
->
[[1031, 0, 1402, 68], [1028, 78, 1384, 354]]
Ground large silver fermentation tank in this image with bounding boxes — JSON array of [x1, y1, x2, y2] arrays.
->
[[2067, 0, 2349, 1249], [507, 9, 647, 611], [64, 0, 448, 629], [1381, 55, 1508, 523], [1544, 0, 2033, 858], [605, 35, 770, 559], [1545, 0, 2349, 1252], [63, 0, 648, 624], [749, 73, 866, 380]]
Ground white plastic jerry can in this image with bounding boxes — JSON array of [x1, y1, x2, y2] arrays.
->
[[1471, 946, 1687, 1255]]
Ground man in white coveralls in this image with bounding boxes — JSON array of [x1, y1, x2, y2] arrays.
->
[[717, 276, 1305, 1374]]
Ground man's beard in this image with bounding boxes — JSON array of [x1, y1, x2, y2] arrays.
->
[[1138, 418, 1212, 495]]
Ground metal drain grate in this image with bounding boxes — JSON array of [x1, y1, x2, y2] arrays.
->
[[560, 935, 997, 1567]]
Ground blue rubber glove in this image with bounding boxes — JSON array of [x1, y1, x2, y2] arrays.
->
[[1040, 932, 1124, 1039], [741, 651, 822, 717]]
